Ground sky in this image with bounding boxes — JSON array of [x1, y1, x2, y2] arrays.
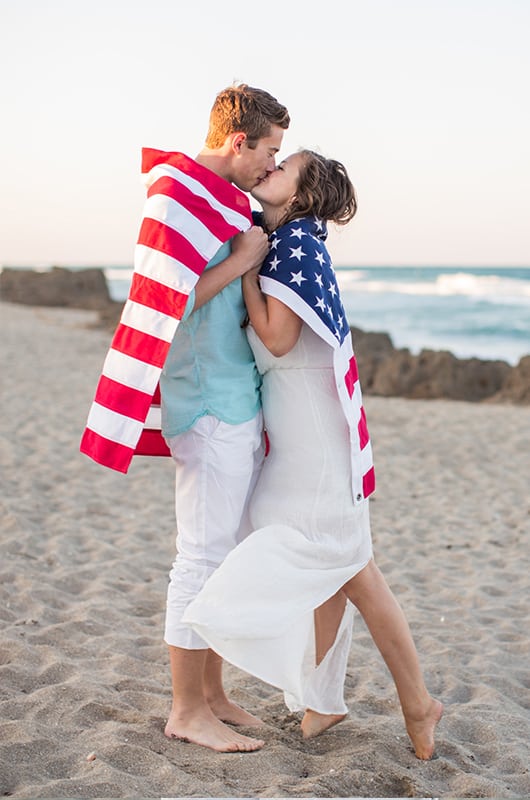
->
[[1, 0, 529, 267]]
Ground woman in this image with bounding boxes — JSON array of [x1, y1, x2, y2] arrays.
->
[[183, 150, 443, 759]]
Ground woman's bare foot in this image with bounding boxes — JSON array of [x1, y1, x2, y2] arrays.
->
[[301, 709, 347, 739], [209, 697, 263, 727], [165, 706, 264, 752], [404, 698, 443, 760]]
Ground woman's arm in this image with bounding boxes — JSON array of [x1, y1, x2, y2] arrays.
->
[[242, 267, 302, 357]]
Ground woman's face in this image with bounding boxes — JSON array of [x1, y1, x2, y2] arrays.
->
[[251, 152, 304, 210]]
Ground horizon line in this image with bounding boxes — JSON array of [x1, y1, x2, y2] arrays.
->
[[2, 262, 530, 271]]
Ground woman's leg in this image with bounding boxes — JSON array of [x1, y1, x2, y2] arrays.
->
[[342, 559, 443, 759], [313, 590, 347, 666], [301, 591, 349, 738]]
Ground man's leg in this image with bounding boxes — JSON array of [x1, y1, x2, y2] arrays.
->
[[165, 646, 263, 752], [164, 414, 265, 751], [202, 649, 262, 725]]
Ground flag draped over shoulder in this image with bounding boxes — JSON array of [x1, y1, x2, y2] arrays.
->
[[257, 214, 376, 503], [80, 149, 253, 474]]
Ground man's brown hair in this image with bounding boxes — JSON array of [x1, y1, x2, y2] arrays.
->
[[205, 83, 290, 149]]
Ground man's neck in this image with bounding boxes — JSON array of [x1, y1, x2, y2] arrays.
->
[[195, 148, 233, 183]]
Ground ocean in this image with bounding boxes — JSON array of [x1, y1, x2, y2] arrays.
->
[[3, 264, 528, 366], [104, 264, 530, 366]]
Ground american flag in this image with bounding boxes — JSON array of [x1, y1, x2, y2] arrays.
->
[[80, 149, 253, 473], [257, 214, 375, 502]]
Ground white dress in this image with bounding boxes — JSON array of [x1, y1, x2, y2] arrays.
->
[[182, 322, 373, 714]]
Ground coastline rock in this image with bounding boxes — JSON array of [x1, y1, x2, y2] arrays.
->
[[1, 268, 527, 405], [489, 355, 530, 404], [373, 348, 510, 402], [351, 327, 527, 405], [0, 266, 113, 310], [350, 327, 397, 390], [96, 300, 125, 329]]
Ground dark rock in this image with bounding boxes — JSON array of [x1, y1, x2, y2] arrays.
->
[[351, 326, 527, 404], [0, 266, 113, 310], [374, 349, 511, 402], [95, 300, 125, 330], [350, 327, 396, 391], [490, 355, 530, 404]]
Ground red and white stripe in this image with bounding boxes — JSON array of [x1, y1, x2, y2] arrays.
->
[[80, 149, 252, 473], [336, 338, 376, 501]]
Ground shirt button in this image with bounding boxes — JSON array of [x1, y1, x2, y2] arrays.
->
[[356, 493, 362, 501]]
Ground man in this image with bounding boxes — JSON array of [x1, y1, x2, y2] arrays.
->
[[81, 84, 289, 752], [161, 84, 289, 753]]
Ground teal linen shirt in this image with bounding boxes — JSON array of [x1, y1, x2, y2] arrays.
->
[[160, 240, 261, 437]]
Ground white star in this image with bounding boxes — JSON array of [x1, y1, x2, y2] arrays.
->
[[315, 252, 325, 266], [270, 236, 280, 250], [268, 255, 281, 271], [314, 217, 324, 231], [327, 304, 333, 316], [289, 246, 306, 261], [314, 273, 323, 288], [290, 226, 305, 239], [315, 296, 326, 312], [337, 315, 344, 328], [328, 282, 337, 297], [290, 270, 307, 286]]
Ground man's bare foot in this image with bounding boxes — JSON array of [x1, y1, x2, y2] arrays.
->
[[405, 698, 443, 760], [208, 697, 263, 727], [301, 709, 347, 739], [164, 706, 264, 752]]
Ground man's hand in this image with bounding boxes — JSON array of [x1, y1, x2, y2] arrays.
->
[[230, 227, 270, 276], [190, 227, 269, 311]]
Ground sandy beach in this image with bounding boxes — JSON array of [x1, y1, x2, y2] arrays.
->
[[1, 299, 529, 799]]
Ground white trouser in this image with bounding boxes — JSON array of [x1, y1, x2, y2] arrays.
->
[[164, 411, 264, 649]]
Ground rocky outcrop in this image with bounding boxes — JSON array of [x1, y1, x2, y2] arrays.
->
[[1, 268, 527, 404], [488, 356, 530, 404], [351, 327, 528, 405], [96, 300, 125, 329], [0, 266, 115, 311]]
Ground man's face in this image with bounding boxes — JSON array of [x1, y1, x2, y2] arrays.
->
[[232, 124, 285, 192]]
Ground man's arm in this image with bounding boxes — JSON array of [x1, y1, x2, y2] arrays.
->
[[192, 227, 269, 311]]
